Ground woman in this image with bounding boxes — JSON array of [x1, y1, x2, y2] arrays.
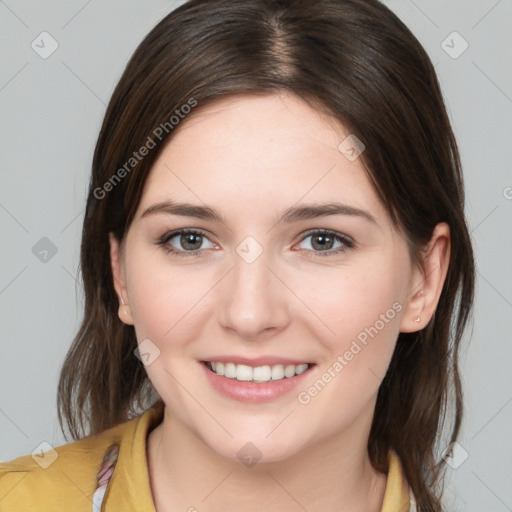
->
[[0, 0, 474, 510]]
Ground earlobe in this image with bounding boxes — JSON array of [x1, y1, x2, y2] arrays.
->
[[400, 223, 451, 333], [109, 233, 134, 325]]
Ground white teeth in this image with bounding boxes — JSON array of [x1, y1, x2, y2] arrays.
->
[[208, 361, 310, 382], [224, 362, 236, 378], [236, 364, 253, 381], [284, 365, 296, 378], [253, 365, 271, 382], [271, 364, 285, 380], [295, 363, 308, 375]]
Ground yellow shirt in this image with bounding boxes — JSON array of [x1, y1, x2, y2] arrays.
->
[[0, 401, 413, 511]]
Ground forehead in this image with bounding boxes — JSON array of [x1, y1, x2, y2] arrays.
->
[[138, 94, 385, 220]]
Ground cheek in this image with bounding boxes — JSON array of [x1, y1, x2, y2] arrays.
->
[[306, 259, 404, 343], [298, 260, 405, 400], [125, 247, 210, 344]]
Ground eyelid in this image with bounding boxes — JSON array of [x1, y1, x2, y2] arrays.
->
[[299, 228, 356, 247], [159, 228, 212, 244], [297, 228, 354, 245]]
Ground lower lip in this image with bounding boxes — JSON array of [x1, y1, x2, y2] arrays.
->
[[200, 362, 315, 404]]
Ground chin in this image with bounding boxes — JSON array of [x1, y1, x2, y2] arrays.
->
[[201, 428, 309, 466]]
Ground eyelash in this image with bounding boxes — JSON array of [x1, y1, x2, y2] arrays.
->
[[157, 229, 214, 257], [156, 229, 355, 258]]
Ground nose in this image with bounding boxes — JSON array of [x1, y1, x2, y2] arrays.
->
[[217, 249, 291, 341]]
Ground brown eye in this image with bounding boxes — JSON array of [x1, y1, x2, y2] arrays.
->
[[158, 229, 217, 256], [310, 233, 336, 251], [178, 232, 204, 251], [296, 230, 354, 257]]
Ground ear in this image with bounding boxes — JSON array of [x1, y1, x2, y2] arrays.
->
[[109, 233, 134, 325], [400, 222, 451, 333]]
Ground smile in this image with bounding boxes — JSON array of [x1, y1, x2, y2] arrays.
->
[[200, 356, 316, 403], [206, 361, 310, 383]]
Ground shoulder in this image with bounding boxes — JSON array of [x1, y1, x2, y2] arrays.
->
[[0, 412, 143, 512]]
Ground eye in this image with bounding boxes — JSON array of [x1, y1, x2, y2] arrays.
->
[[158, 229, 217, 256], [295, 230, 354, 257]]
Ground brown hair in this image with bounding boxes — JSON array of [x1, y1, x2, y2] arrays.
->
[[57, 0, 475, 509]]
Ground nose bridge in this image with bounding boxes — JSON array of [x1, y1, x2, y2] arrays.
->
[[218, 245, 289, 338]]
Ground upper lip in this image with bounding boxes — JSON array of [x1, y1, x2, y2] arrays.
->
[[201, 356, 313, 367]]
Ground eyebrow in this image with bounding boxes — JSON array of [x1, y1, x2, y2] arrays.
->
[[280, 203, 377, 224], [141, 201, 224, 222], [140, 200, 377, 225]]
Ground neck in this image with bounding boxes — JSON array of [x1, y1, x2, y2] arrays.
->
[[147, 406, 387, 512]]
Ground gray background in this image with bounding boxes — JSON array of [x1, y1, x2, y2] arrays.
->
[[0, 1, 511, 510]]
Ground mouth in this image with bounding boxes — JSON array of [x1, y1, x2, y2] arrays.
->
[[202, 360, 312, 383], [199, 358, 316, 403]]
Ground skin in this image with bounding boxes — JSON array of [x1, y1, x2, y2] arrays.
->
[[110, 93, 450, 512]]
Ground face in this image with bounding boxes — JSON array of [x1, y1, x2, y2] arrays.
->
[[111, 93, 427, 463]]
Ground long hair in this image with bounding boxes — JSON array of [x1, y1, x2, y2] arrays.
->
[[57, 1, 475, 509]]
